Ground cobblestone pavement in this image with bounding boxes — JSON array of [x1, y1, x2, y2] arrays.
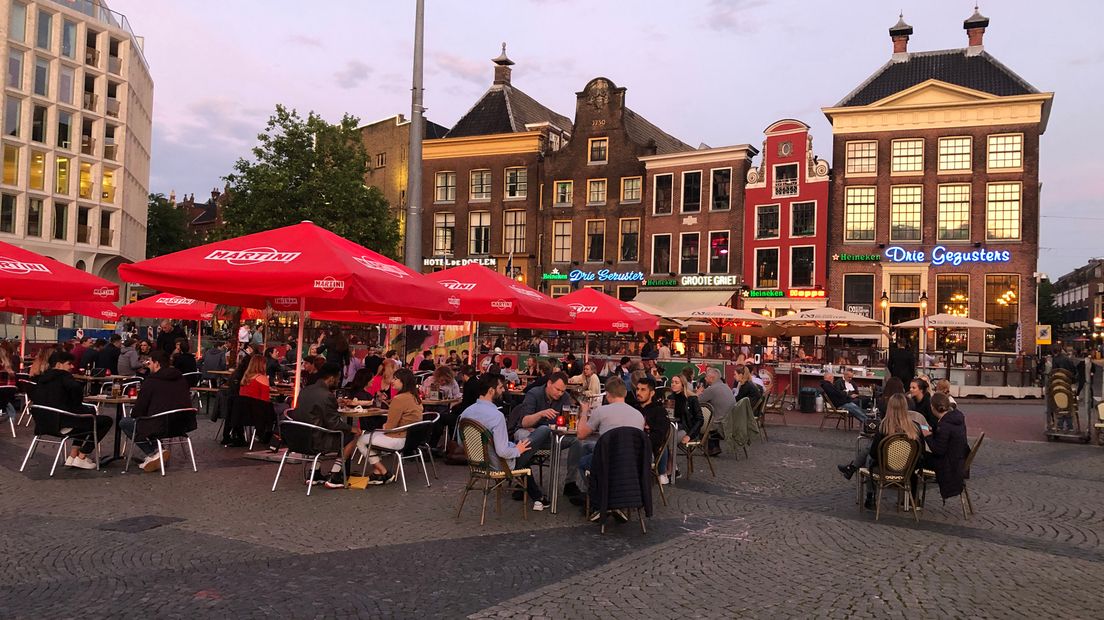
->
[[0, 406, 1101, 619]]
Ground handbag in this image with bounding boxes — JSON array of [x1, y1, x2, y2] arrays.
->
[[444, 424, 468, 465]]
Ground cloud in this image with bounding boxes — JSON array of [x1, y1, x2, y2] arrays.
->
[[286, 34, 323, 48], [702, 0, 767, 33], [334, 60, 373, 90], [432, 51, 486, 86]]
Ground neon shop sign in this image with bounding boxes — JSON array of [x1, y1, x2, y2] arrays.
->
[[884, 245, 1011, 267]]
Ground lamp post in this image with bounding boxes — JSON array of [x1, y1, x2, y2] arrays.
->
[[920, 290, 928, 369], [880, 290, 890, 350]]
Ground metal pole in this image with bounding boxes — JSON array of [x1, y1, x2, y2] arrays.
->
[[292, 299, 307, 408], [19, 310, 27, 361], [403, 0, 425, 270]]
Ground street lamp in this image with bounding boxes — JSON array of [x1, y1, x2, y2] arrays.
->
[[920, 290, 928, 365], [880, 290, 890, 350]]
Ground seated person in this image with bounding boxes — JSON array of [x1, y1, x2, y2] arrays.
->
[[120, 350, 193, 472], [835, 369, 871, 409], [567, 361, 601, 399], [458, 374, 548, 510], [172, 339, 199, 377], [634, 376, 671, 475], [732, 365, 763, 410], [291, 363, 363, 489], [572, 377, 644, 496], [669, 373, 704, 448], [200, 342, 228, 382], [417, 350, 436, 372], [820, 370, 868, 424], [508, 372, 582, 460], [345, 368, 375, 401], [30, 351, 112, 470], [358, 368, 424, 484], [909, 378, 935, 429], [366, 359, 399, 401], [522, 360, 553, 393], [423, 366, 461, 399], [838, 394, 923, 501], [934, 379, 958, 410], [924, 392, 969, 502], [499, 357, 520, 384]]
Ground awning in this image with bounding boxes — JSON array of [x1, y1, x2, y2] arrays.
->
[[631, 290, 735, 316]]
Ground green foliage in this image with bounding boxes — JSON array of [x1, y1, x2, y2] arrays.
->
[[145, 192, 193, 258], [221, 105, 401, 258], [1036, 278, 1061, 328]]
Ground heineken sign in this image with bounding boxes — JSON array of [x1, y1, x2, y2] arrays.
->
[[642, 278, 678, 287], [833, 253, 881, 262], [541, 268, 644, 283], [743, 289, 827, 299]]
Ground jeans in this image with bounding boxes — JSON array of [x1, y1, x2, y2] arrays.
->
[[66, 414, 113, 455], [578, 452, 594, 492], [119, 416, 154, 457], [568, 437, 597, 490], [515, 425, 576, 469], [841, 402, 869, 424]]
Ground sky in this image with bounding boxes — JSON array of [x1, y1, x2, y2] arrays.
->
[[108, 0, 1104, 279]]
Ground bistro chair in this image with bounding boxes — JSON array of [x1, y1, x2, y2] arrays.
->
[[651, 422, 672, 507], [587, 427, 652, 534], [753, 395, 768, 442], [455, 418, 531, 526], [921, 432, 985, 518], [819, 391, 853, 432], [20, 404, 103, 476], [122, 408, 199, 476], [678, 403, 715, 478], [359, 413, 438, 492], [0, 385, 18, 437], [857, 433, 921, 522], [15, 377, 36, 426], [762, 385, 789, 428], [271, 419, 347, 496]]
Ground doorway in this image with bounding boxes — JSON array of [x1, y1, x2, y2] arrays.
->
[[890, 306, 920, 350]]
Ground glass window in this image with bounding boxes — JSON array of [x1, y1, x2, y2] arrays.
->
[[710, 169, 731, 211], [31, 104, 46, 143], [432, 212, 454, 254], [468, 211, 490, 255], [3, 145, 19, 185], [55, 156, 69, 194], [843, 274, 875, 319], [890, 186, 922, 241], [9, 3, 26, 43], [36, 10, 52, 50], [550, 284, 570, 299], [708, 231, 729, 274], [755, 204, 779, 239], [0, 193, 14, 233], [434, 172, 455, 202], [505, 167, 527, 198], [101, 168, 114, 203], [936, 274, 970, 351], [938, 137, 971, 171], [937, 184, 970, 241], [77, 205, 90, 243], [33, 57, 49, 97], [503, 210, 525, 254], [61, 19, 77, 59], [469, 170, 491, 200], [621, 176, 641, 203], [651, 235, 671, 274], [52, 201, 66, 240], [586, 220, 605, 262], [7, 50, 24, 89], [99, 209, 112, 246], [554, 180, 572, 206], [588, 138, 607, 164], [844, 187, 876, 241], [791, 202, 815, 237], [679, 233, 699, 274], [791, 247, 815, 287], [987, 134, 1023, 169], [5, 98, 21, 137], [891, 139, 923, 173], [26, 197, 42, 236], [682, 171, 702, 213], [985, 275, 1019, 352], [986, 182, 1021, 240], [773, 164, 798, 197], [653, 174, 672, 215], [57, 110, 72, 149], [58, 66, 74, 105], [617, 286, 637, 302], [845, 141, 877, 175], [29, 150, 44, 190], [552, 220, 572, 263], [889, 274, 920, 304], [755, 248, 779, 289], [78, 162, 92, 198], [587, 179, 607, 204], [619, 218, 639, 262]]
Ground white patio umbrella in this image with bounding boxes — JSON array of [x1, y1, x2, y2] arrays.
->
[[892, 314, 998, 329]]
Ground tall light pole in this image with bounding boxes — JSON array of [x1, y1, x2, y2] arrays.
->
[[919, 290, 928, 368], [403, 0, 425, 271]]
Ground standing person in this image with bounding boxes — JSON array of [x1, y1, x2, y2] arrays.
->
[[250, 323, 265, 348], [324, 329, 350, 369], [358, 368, 424, 484], [97, 335, 123, 375], [925, 392, 969, 502], [71, 337, 90, 368], [237, 323, 251, 350], [157, 320, 185, 355], [538, 335, 549, 356], [363, 347, 383, 376], [78, 340, 102, 373], [30, 352, 112, 470], [117, 338, 141, 377], [886, 340, 916, 387], [120, 350, 193, 472], [640, 334, 658, 361]]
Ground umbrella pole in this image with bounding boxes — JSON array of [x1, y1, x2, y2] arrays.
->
[[19, 310, 27, 361], [292, 299, 306, 408], [469, 320, 478, 363], [585, 332, 590, 363]]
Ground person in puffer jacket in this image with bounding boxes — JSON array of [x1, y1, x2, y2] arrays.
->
[[925, 392, 969, 500]]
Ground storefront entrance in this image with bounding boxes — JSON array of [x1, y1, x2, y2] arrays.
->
[[890, 306, 920, 350]]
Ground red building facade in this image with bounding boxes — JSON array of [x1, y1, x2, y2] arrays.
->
[[741, 120, 830, 316]]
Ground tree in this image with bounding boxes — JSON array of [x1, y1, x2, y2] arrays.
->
[[1037, 278, 1061, 328], [221, 105, 401, 258], [145, 192, 193, 258]]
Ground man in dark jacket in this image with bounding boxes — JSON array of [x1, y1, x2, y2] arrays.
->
[[97, 334, 122, 375], [155, 320, 185, 355], [886, 341, 916, 387], [291, 363, 362, 488], [121, 351, 193, 472], [30, 352, 112, 470], [925, 392, 969, 500], [79, 339, 104, 372], [821, 371, 868, 424]]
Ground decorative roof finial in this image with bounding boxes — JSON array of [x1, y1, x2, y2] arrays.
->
[[492, 42, 514, 66]]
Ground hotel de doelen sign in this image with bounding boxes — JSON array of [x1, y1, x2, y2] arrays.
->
[[834, 246, 1013, 266]]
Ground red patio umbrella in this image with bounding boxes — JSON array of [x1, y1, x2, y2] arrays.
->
[[118, 222, 453, 404], [512, 288, 658, 361], [0, 298, 122, 360], [0, 240, 119, 302], [120, 293, 267, 355], [310, 310, 463, 326]]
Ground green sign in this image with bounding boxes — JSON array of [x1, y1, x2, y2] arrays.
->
[[642, 278, 678, 287], [833, 253, 881, 262], [541, 272, 569, 281], [745, 290, 784, 298]]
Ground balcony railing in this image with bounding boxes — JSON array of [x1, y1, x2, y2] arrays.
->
[[773, 178, 799, 197], [107, 55, 121, 75], [105, 97, 120, 118], [81, 135, 95, 155], [104, 140, 117, 161], [99, 227, 114, 246], [84, 47, 100, 67], [82, 92, 98, 112], [77, 224, 91, 244]]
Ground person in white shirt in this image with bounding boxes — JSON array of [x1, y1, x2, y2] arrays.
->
[[237, 324, 251, 346], [538, 337, 549, 356], [657, 339, 672, 360]]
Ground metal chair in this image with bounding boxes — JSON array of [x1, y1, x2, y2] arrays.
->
[[0, 385, 18, 437], [651, 422, 672, 507], [455, 418, 531, 525], [678, 403, 715, 478], [857, 433, 921, 522], [122, 408, 199, 476], [15, 378, 36, 426], [271, 419, 348, 496], [20, 404, 103, 475], [359, 413, 439, 492]]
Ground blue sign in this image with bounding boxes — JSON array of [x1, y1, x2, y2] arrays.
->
[[569, 269, 644, 283], [884, 245, 1011, 267]]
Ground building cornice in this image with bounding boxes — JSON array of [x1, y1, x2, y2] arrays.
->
[[424, 132, 543, 160], [640, 144, 758, 170]]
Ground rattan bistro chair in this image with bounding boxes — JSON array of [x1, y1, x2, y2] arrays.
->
[[678, 403, 715, 478], [920, 432, 985, 518], [455, 418, 531, 526], [857, 433, 922, 522], [753, 394, 768, 442], [122, 408, 199, 476], [761, 385, 789, 428], [819, 391, 853, 432]]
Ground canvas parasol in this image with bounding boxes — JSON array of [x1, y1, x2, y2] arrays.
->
[[512, 288, 659, 361]]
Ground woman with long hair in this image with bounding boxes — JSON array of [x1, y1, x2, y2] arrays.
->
[[346, 367, 375, 400], [367, 358, 398, 400], [358, 368, 424, 484], [28, 347, 52, 378], [669, 374, 704, 446], [425, 365, 461, 399], [568, 361, 601, 398], [876, 377, 905, 413], [239, 354, 270, 402], [858, 393, 922, 509]]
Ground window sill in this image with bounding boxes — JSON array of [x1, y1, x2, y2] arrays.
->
[[587, 161, 607, 166], [553, 203, 572, 208], [469, 197, 491, 203], [681, 207, 702, 214], [620, 200, 641, 205], [504, 196, 527, 201], [985, 167, 1024, 174], [936, 169, 972, 175], [586, 202, 607, 207], [889, 171, 923, 177], [935, 239, 972, 244], [652, 211, 673, 217], [844, 172, 877, 178], [888, 239, 923, 244], [432, 200, 455, 205], [709, 207, 732, 212], [754, 236, 781, 241]]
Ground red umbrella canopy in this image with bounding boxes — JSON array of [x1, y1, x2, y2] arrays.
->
[[121, 293, 265, 321], [117, 222, 452, 313], [514, 287, 658, 332], [0, 240, 118, 302], [0, 299, 121, 322], [424, 263, 572, 324], [310, 310, 464, 326]]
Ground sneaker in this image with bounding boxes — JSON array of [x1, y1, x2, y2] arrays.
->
[[381, 470, 397, 485], [589, 510, 602, 522], [323, 472, 346, 489], [367, 470, 393, 485], [532, 498, 549, 511], [611, 509, 629, 523], [64, 456, 74, 467], [838, 464, 856, 481], [139, 454, 160, 472], [658, 474, 670, 485], [70, 455, 97, 470], [304, 469, 326, 486]]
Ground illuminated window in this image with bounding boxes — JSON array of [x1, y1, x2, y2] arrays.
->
[[78, 162, 93, 199], [890, 186, 922, 241], [101, 169, 115, 203], [936, 274, 970, 350], [937, 184, 970, 241], [845, 141, 876, 175], [986, 182, 1021, 240], [985, 275, 1019, 352], [938, 137, 971, 171], [708, 231, 729, 274], [585, 219, 605, 262], [55, 156, 70, 194], [29, 151, 45, 190], [987, 134, 1023, 170], [844, 187, 876, 241], [891, 139, 923, 173], [2, 145, 19, 185], [552, 220, 572, 263]]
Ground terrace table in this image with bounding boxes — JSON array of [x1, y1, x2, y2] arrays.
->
[[83, 394, 138, 465], [548, 426, 577, 514]]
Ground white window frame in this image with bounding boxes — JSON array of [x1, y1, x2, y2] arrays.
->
[[468, 211, 491, 255], [502, 209, 525, 254], [987, 133, 1024, 171], [432, 212, 455, 255], [550, 284, 570, 298], [845, 140, 877, 176], [652, 173, 673, 215], [936, 184, 971, 242], [771, 163, 799, 199], [755, 204, 780, 240], [709, 167, 732, 211], [651, 233, 672, 275], [890, 138, 924, 174], [680, 170, 703, 213], [937, 136, 972, 173], [469, 169, 491, 201], [707, 229, 729, 274], [552, 220, 572, 263], [790, 200, 816, 238], [889, 185, 923, 243], [434, 171, 456, 203], [843, 186, 876, 242], [985, 181, 1022, 241], [789, 244, 817, 289], [754, 246, 781, 290], [678, 231, 700, 275]]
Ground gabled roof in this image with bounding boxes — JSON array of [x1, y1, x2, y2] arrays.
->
[[836, 49, 1039, 107], [622, 107, 693, 155], [446, 85, 571, 138], [189, 199, 219, 226]]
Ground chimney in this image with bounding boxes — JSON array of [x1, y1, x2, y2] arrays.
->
[[889, 14, 913, 61], [492, 42, 514, 86], [964, 5, 989, 55]]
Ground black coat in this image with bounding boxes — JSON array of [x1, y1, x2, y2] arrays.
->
[[589, 427, 653, 517], [886, 347, 916, 386], [30, 368, 86, 413], [97, 345, 121, 375], [925, 408, 969, 499], [910, 393, 936, 429], [672, 393, 704, 440], [131, 367, 197, 439]]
